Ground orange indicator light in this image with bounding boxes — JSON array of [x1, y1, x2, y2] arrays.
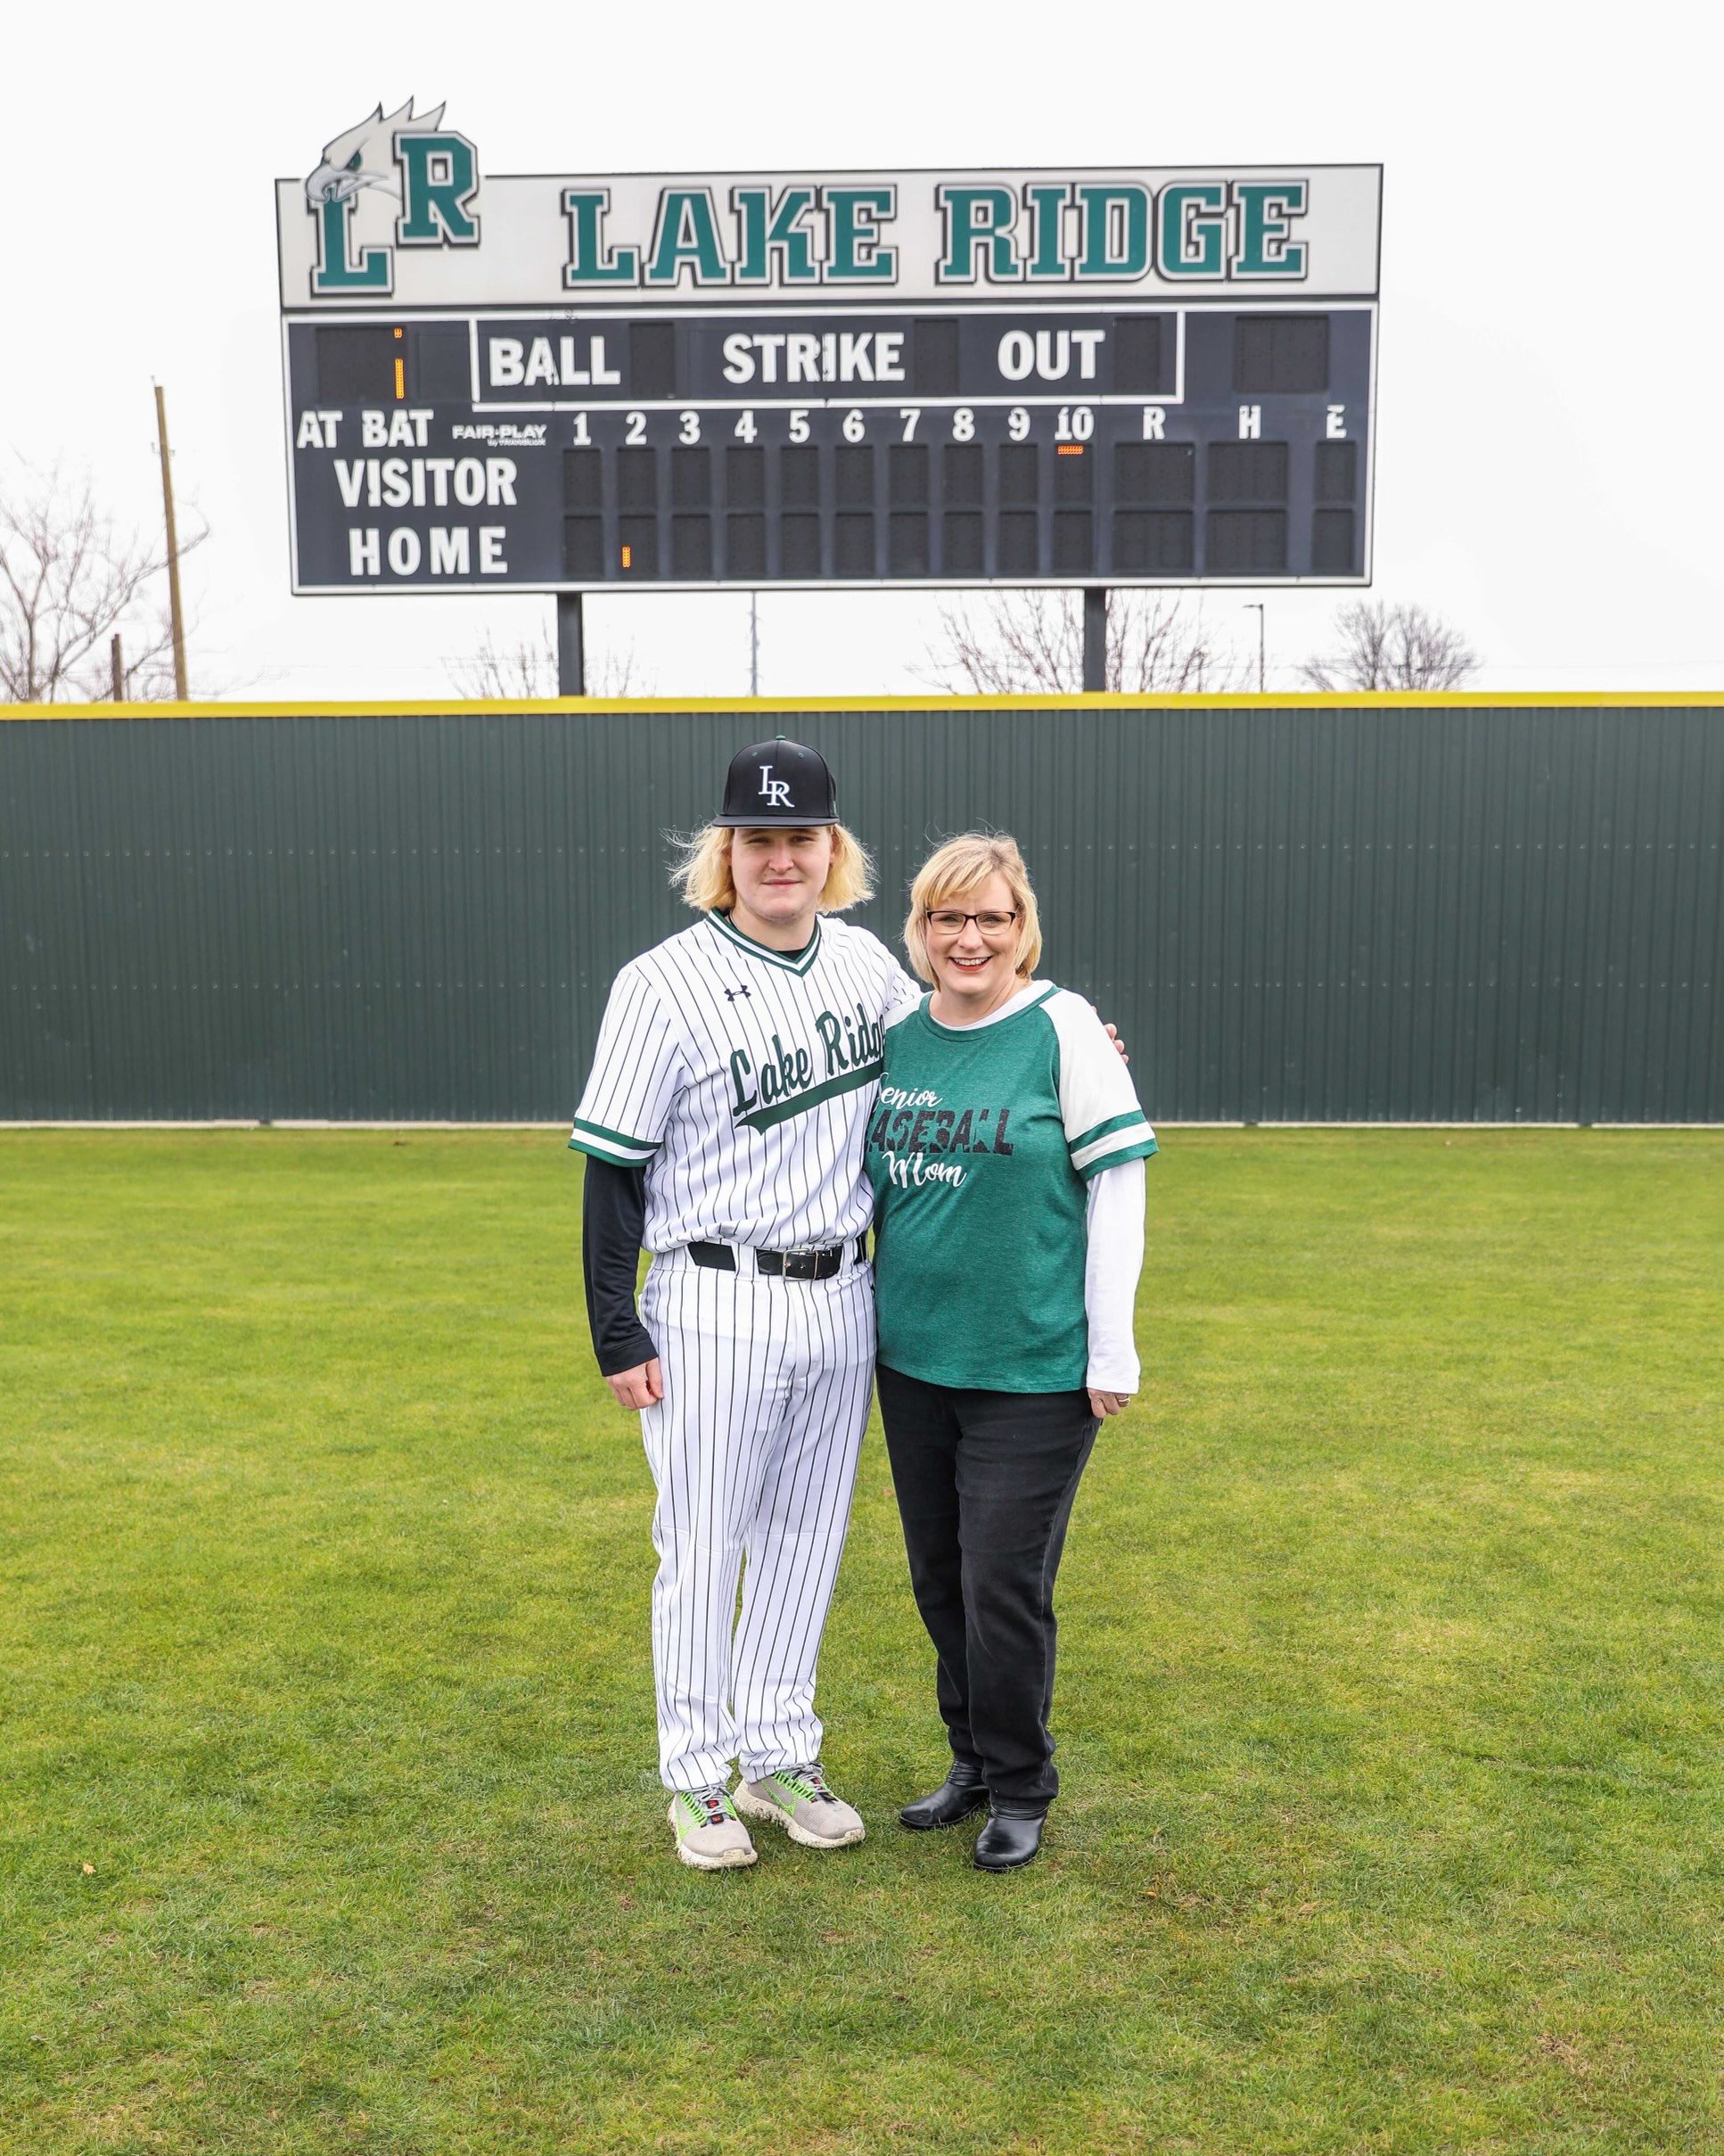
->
[[393, 358, 405, 399], [621, 544, 633, 568], [1056, 444, 1084, 456]]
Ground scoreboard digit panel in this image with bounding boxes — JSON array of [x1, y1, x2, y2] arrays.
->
[[278, 153, 1381, 594], [284, 303, 1374, 591]]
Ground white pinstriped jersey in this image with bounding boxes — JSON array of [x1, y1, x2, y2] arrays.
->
[[571, 911, 923, 1252]]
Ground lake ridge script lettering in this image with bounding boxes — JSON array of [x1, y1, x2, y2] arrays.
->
[[728, 1002, 884, 1118]]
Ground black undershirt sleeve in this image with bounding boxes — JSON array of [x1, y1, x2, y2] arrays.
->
[[580, 1157, 660, 1377]]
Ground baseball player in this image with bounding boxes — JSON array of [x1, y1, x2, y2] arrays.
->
[[571, 739, 924, 1870]]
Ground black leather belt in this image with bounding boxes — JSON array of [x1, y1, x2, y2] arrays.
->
[[688, 1238, 867, 1280]]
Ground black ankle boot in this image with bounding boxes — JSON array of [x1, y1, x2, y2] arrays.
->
[[898, 1765, 989, 1831], [973, 1810, 1045, 1871]]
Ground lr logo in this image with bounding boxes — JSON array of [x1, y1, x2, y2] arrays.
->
[[305, 100, 480, 297], [759, 766, 793, 807]]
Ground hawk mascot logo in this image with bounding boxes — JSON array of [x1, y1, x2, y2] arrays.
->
[[305, 99, 444, 211]]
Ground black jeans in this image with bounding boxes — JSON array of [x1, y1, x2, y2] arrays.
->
[[876, 1364, 1098, 1814]]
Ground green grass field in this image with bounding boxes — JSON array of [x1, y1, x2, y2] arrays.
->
[[2, 1129, 1720, 2155]]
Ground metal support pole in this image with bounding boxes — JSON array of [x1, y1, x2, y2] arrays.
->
[[110, 633, 123, 703], [1082, 587, 1107, 693], [153, 383, 188, 700], [1244, 602, 1266, 694], [749, 591, 759, 696], [556, 592, 585, 695]]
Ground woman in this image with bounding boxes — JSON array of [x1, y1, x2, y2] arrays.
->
[[865, 834, 1157, 1872]]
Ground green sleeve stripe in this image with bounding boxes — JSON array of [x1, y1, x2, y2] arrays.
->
[[1070, 1108, 1148, 1153], [569, 1127, 657, 1166], [1077, 1136, 1159, 1181], [569, 1135, 654, 1167], [1072, 1126, 1159, 1175], [571, 1116, 660, 1155]]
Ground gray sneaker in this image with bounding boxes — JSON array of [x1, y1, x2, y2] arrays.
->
[[669, 1785, 758, 1871], [734, 1763, 866, 1849]]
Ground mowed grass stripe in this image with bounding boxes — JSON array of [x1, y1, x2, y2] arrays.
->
[[0, 1130, 1720, 2155]]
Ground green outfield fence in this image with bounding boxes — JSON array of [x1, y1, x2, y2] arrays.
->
[[2, 695, 1720, 1123]]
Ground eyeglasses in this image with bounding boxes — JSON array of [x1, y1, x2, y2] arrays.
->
[[923, 908, 1021, 936]]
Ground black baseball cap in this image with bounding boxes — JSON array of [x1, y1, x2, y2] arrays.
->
[[714, 738, 838, 827]]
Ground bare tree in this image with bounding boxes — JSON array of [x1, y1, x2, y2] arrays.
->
[[0, 458, 207, 702], [923, 588, 1245, 695], [447, 620, 653, 698], [1300, 599, 1481, 691]]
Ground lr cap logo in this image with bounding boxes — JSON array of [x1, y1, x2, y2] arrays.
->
[[759, 765, 793, 808], [306, 99, 480, 299]]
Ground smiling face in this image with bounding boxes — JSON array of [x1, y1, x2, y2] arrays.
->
[[727, 826, 834, 946], [923, 870, 1024, 1021]]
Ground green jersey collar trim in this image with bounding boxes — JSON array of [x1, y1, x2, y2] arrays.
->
[[920, 980, 1056, 1037], [707, 910, 823, 975]]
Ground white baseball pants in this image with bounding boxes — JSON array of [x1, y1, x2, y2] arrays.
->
[[636, 1247, 875, 1792]]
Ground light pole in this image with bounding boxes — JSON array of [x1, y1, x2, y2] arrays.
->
[[152, 383, 188, 700], [1243, 602, 1266, 695], [749, 591, 759, 696]]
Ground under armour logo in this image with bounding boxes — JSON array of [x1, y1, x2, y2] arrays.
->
[[724, 984, 751, 1001], [758, 764, 792, 808]]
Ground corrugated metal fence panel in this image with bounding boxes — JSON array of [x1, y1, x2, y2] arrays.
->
[[1, 704, 1720, 1122]]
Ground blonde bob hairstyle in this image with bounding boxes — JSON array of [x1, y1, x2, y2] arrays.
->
[[903, 832, 1044, 986], [671, 821, 875, 916]]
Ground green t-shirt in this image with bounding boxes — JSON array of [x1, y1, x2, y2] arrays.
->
[[866, 983, 1158, 1393]]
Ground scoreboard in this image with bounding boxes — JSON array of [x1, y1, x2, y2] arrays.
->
[[277, 136, 1380, 595]]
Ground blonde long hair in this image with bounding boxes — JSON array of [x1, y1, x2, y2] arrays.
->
[[903, 833, 1044, 985], [671, 822, 875, 914]]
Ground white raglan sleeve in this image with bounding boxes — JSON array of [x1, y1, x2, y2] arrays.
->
[[1048, 992, 1159, 1182], [569, 965, 689, 1168], [1046, 991, 1159, 1395]]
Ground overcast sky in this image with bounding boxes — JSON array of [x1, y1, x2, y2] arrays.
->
[[4, 0, 1719, 700]]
